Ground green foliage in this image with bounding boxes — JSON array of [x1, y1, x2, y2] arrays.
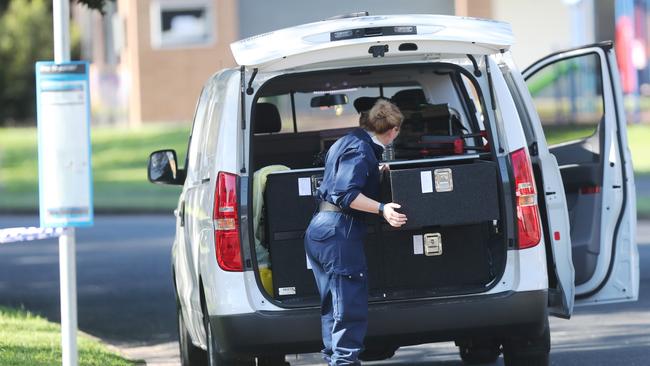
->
[[75, 0, 113, 13], [0, 0, 54, 125], [0, 306, 136, 366], [0, 0, 83, 126]]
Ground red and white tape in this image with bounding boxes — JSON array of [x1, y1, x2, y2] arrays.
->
[[0, 227, 64, 244]]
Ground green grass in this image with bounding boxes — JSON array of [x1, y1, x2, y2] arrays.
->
[[639, 196, 650, 219], [626, 125, 650, 174], [543, 124, 598, 146], [543, 124, 650, 174], [0, 306, 136, 366], [0, 124, 188, 211]]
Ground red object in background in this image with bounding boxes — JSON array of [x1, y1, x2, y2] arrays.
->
[[616, 15, 638, 94], [580, 186, 601, 194], [480, 130, 490, 152], [453, 138, 464, 154]]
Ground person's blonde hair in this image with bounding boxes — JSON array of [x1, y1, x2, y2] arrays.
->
[[361, 99, 403, 134]]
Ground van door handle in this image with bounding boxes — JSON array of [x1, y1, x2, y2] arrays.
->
[[179, 201, 186, 227]]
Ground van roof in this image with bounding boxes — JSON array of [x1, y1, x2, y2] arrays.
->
[[230, 14, 514, 71]]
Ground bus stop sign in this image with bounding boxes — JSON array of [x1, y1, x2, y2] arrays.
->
[[35, 61, 93, 228]]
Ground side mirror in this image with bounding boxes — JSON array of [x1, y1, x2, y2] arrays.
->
[[148, 149, 185, 185], [310, 93, 349, 108]]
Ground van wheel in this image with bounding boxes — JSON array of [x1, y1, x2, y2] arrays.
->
[[502, 318, 550, 366], [178, 302, 207, 366], [458, 341, 500, 364], [203, 313, 255, 366], [359, 346, 398, 361]]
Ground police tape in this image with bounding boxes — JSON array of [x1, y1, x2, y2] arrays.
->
[[0, 227, 64, 244]]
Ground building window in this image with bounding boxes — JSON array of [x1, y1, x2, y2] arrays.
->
[[150, 0, 215, 49]]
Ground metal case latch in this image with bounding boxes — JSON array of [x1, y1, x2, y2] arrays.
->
[[434, 168, 453, 192], [424, 233, 443, 256]]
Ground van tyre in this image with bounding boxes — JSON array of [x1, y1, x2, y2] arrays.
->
[[178, 302, 207, 366], [203, 312, 254, 366], [458, 341, 500, 364], [502, 318, 551, 366], [359, 346, 398, 361], [257, 355, 290, 366]]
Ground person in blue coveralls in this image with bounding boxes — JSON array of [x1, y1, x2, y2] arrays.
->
[[305, 99, 408, 365]]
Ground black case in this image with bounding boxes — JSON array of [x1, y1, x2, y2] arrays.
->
[[265, 170, 384, 300], [268, 234, 385, 301], [379, 224, 495, 292], [264, 170, 321, 299], [382, 161, 500, 229]]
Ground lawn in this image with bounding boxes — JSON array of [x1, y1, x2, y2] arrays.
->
[[544, 124, 650, 174], [0, 124, 188, 212], [0, 306, 137, 366]]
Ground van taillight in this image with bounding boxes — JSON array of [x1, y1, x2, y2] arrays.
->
[[214, 172, 243, 271], [511, 148, 541, 249]]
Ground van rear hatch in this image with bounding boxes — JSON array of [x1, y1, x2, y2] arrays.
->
[[230, 14, 514, 71], [246, 61, 511, 308]]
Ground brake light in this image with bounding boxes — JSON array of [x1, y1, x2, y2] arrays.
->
[[511, 148, 541, 249], [214, 172, 243, 271]]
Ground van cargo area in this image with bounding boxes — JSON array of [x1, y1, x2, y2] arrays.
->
[[248, 62, 508, 307]]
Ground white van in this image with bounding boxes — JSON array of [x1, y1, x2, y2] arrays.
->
[[148, 14, 639, 366]]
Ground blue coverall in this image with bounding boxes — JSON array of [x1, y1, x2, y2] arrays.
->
[[304, 128, 383, 365]]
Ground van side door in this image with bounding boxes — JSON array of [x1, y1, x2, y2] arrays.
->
[[523, 42, 639, 306]]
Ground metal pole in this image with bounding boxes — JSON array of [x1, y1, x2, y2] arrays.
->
[[59, 228, 78, 366], [53, 0, 71, 63], [53, 1, 76, 365]]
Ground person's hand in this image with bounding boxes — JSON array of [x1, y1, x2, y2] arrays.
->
[[379, 164, 390, 173], [383, 203, 407, 227]]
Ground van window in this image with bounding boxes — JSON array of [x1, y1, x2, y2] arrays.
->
[[525, 53, 604, 145], [251, 64, 488, 170], [258, 86, 420, 133], [186, 84, 212, 182]]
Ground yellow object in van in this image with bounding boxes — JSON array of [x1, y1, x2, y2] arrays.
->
[[259, 265, 273, 296]]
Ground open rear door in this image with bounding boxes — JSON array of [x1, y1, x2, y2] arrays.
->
[[498, 54, 575, 318], [523, 42, 639, 306]]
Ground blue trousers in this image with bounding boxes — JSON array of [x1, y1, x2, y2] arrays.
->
[[305, 212, 368, 366]]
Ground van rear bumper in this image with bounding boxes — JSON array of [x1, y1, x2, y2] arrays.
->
[[209, 289, 547, 357]]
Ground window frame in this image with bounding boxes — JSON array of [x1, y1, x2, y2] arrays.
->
[[149, 0, 216, 50], [523, 52, 605, 146]]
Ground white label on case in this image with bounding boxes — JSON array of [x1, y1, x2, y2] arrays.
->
[[413, 235, 424, 255], [279, 287, 296, 296], [298, 177, 312, 196], [420, 171, 433, 193]]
